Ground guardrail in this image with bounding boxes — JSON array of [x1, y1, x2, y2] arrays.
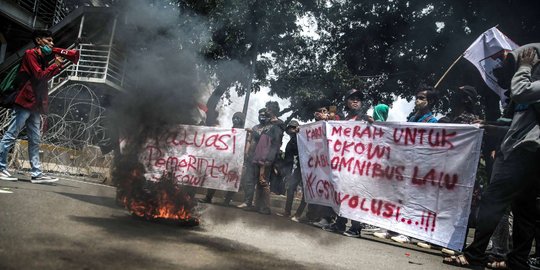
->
[[9, 0, 68, 27], [49, 43, 128, 92]]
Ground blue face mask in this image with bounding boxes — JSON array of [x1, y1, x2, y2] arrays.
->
[[40, 45, 52, 55]]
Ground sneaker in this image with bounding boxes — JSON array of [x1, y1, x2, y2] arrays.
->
[[236, 202, 251, 209], [373, 232, 390, 239], [311, 218, 331, 228], [361, 224, 381, 233], [276, 211, 291, 217], [529, 257, 540, 270], [30, 175, 59, 183], [441, 248, 456, 256], [390, 234, 411, 244], [0, 170, 17, 181], [417, 242, 432, 249], [343, 229, 361, 238], [291, 216, 300, 222], [322, 223, 345, 233]]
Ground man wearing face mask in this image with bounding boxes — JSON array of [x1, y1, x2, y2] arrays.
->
[[322, 89, 376, 237], [247, 103, 285, 215], [278, 120, 307, 218], [0, 30, 63, 183], [238, 108, 275, 211], [408, 85, 439, 123]]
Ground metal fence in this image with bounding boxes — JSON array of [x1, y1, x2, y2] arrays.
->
[[10, 0, 68, 27], [49, 43, 128, 93]]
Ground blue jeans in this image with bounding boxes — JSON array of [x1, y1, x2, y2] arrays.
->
[[0, 106, 42, 177]]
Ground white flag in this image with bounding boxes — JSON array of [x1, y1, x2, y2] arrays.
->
[[463, 27, 518, 103]]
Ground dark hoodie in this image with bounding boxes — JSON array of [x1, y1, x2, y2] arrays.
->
[[251, 118, 285, 165]]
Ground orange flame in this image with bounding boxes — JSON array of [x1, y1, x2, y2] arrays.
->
[[116, 165, 199, 224]]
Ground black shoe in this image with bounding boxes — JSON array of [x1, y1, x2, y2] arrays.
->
[[258, 208, 271, 215], [31, 175, 58, 183], [322, 223, 345, 233], [243, 205, 258, 212], [198, 198, 212, 204], [343, 229, 361, 238]]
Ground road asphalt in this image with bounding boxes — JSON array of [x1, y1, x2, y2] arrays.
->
[[0, 176, 462, 270]]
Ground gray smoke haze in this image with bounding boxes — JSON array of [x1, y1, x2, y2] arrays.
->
[[109, 0, 251, 135], [111, 0, 211, 136]]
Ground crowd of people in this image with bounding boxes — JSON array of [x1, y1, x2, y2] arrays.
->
[[1, 29, 538, 270], [199, 46, 540, 270]]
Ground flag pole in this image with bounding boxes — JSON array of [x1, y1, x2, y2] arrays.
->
[[434, 54, 463, 89]]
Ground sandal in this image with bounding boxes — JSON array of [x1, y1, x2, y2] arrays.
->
[[442, 255, 484, 270], [487, 261, 507, 269]]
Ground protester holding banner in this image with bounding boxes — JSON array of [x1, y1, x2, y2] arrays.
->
[[308, 103, 339, 227], [278, 120, 308, 219], [442, 86, 513, 260], [322, 88, 378, 238], [444, 46, 540, 270], [200, 112, 246, 206], [373, 85, 440, 244]]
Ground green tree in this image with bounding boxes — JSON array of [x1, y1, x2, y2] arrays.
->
[[179, 0, 317, 125], [271, 0, 540, 121]]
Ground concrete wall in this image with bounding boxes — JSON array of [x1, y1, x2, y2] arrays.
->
[[10, 140, 113, 181]]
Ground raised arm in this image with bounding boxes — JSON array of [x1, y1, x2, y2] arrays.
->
[[510, 48, 540, 104]]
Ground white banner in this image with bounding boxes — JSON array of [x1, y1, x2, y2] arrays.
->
[[463, 27, 518, 102], [140, 125, 246, 191], [298, 121, 483, 251]]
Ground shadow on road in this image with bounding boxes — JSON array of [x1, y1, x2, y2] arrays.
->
[[56, 192, 119, 209], [67, 215, 323, 270]]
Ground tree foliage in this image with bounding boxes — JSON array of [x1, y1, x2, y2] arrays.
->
[[121, 0, 540, 122], [270, 0, 540, 121], [176, 0, 318, 124]]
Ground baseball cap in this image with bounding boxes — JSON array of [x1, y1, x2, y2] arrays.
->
[[345, 88, 364, 100], [458, 85, 478, 100], [287, 120, 300, 127]]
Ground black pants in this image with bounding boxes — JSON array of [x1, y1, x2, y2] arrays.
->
[[334, 216, 361, 232], [242, 165, 257, 206], [204, 189, 235, 203], [464, 148, 540, 270], [284, 169, 302, 214]]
